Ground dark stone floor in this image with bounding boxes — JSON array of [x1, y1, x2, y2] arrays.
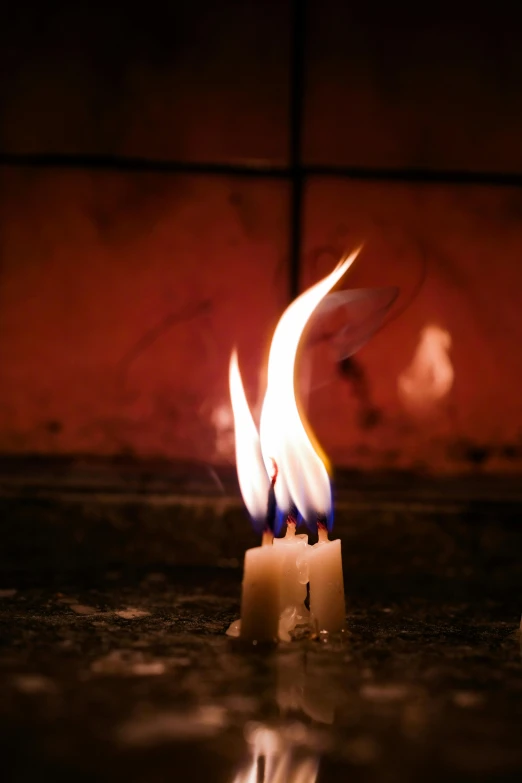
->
[[0, 567, 521, 783], [1, 458, 521, 782]]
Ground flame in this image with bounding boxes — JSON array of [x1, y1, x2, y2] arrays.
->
[[398, 324, 454, 414], [229, 350, 270, 523], [260, 250, 360, 523], [230, 250, 359, 528]]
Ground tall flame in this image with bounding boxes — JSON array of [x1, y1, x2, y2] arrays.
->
[[230, 250, 360, 529], [260, 250, 360, 525]]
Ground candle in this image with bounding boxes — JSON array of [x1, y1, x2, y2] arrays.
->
[[239, 530, 281, 644], [229, 251, 363, 644], [228, 354, 282, 643], [308, 525, 346, 636], [239, 467, 282, 644], [273, 519, 309, 640]]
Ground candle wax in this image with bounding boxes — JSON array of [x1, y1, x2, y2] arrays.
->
[[308, 529, 345, 635], [273, 523, 309, 641], [239, 532, 281, 643]]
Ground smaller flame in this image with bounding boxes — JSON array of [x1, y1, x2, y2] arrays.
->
[[229, 350, 270, 525], [398, 324, 454, 414]]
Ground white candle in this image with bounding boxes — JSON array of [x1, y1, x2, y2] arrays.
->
[[273, 520, 309, 640], [239, 531, 281, 643], [229, 256, 361, 646], [308, 526, 346, 635]]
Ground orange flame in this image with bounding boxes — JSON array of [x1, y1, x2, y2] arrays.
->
[[230, 250, 360, 524]]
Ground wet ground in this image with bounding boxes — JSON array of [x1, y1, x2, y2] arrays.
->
[[1, 458, 521, 782], [0, 567, 521, 783]]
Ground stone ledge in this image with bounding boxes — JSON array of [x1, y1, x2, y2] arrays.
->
[[1, 457, 521, 590]]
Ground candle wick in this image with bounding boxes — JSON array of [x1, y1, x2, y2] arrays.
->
[[317, 519, 329, 543], [285, 503, 298, 538], [285, 519, 296, 539], [262, 529, 274, 546], [269, 459, 278, 488], [264, 458, 279, 539]]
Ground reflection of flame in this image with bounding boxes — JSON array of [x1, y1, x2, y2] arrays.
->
[[232, 725, 319, 783], [398, 324, 454, 414], [232, 654, 338, 781], [230, 251, 360, 527], [210, 402, 235, 459]]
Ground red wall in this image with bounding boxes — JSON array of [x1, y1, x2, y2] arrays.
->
[[1, 2, 522, 472]]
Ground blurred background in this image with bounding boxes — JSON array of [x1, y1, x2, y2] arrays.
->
[[1, 0, 522, 475], [2, 7, 522, 782]]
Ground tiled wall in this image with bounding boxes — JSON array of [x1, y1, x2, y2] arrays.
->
[[1, 1, 521, 472]]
